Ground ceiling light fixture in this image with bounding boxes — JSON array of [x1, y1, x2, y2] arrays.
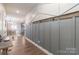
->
[[16, 10, 20, 14]]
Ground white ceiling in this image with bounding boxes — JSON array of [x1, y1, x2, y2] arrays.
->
[[3, 3, 78, 22], [3, 3, 38, 17]]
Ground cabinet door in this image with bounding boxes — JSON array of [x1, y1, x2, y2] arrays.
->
[[50, 21, 59, 54], [60, 19, 75, 55], [43, 21, 50, 51], [39, 22, 45, 47], [76, 17, 79, 54]]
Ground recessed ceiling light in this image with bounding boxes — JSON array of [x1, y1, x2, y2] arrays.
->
[[16, 10, 20, 14]]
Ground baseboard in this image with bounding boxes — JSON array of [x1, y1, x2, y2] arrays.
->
[[23, 36, 53, 55]]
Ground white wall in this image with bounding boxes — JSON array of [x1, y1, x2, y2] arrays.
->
[[65, 3, 79, 14], [0, 4, 6, 36], [25, 3, 79, 22], [6, 15, 24, 23]]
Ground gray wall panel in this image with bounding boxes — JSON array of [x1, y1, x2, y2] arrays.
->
[[60, 19, 75, 54], [76, 17, 79, 54], [25, 24, 28, 38], [39, 22, 45, 47], [36, 23, 40, 45], [50, 21, 59, 54], [26, 24, 31, 39], [30, 24, 32, 40], [34, 23, 37, 43], [43, 21, 50, 51], [32, 24, 36, 42], [31, 24, 33, 41]]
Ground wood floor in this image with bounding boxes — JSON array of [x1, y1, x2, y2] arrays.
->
[[8, 36, 47, 55]]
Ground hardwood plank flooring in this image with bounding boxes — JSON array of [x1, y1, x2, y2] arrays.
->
[[8, 36, 47, 55]]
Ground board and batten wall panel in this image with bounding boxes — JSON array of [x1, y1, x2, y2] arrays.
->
[[50, 20, 60, 54], [59, 18, 75, 55], [34, 23, 37, 43], [36, 23, 40, 45], [30, 16, 78, 55], [30, 24, 32, 40], [32, 24, 36, 42], [25, 24, 28, 38], [43, 21, 51, 51], [26, 24, 31, 39], [76, 17, 79, 54], [29, 24, 31, 39], [39, 22, 45, 47]]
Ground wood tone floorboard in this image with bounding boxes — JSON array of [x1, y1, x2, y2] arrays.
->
[[8, 36, 47, 55]]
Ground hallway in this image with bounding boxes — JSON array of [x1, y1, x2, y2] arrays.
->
[[8, 35, 46, 55], [0, 3, 79, 55]]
